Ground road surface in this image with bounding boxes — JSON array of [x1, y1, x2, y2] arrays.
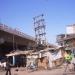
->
[[0, 66, 75, 75]]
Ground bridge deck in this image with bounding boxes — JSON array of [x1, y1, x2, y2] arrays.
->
[[0, 24, 35, 55]]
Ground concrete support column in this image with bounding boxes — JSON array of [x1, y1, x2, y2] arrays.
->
[[13, 56, 15, 65]]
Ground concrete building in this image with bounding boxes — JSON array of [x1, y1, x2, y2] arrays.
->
[[66, 24, 75, 34], [56, 24, 75, 55]]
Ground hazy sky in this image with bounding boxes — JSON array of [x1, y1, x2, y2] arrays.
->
[[0, 0, 75, 45]]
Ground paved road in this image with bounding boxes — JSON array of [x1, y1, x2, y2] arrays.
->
[[0, 66, 75, 75]]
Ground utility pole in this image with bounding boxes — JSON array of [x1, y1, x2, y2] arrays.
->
[[33, 14, 46, 50]]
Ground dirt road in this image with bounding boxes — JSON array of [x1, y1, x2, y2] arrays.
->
[[0, 66, 75, 75]]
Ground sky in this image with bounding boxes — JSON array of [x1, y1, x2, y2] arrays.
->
[[0, 0, 75, 45]]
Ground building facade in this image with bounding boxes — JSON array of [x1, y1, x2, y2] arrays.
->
[[56, 24, 75, 55]]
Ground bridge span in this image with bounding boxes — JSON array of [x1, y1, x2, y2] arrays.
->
[[0, 24, 35, 55]]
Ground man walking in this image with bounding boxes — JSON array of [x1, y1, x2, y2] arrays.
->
[[63, 52, 72, 75], [5, 60, 11, 75], [71, 55, 75, 71]]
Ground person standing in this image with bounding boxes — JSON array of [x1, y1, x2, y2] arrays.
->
[[5, 60, 11, 75], [71, 55, 75, 71], [63, 52, 72, 75]]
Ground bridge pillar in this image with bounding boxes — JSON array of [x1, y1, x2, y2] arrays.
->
[[13, 56, 15, 66]]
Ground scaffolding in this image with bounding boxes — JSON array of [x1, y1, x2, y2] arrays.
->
[[33, 14, 46, 50]]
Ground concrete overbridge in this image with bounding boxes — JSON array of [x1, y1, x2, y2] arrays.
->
[[0, 24, 35, 55]]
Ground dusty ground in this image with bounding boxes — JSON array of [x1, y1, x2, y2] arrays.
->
[[0, 66, 75, 75]]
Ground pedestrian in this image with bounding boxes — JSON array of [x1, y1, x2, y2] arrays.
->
[[5, 60, 11, 75], [63, 52, 72, 75], [71, 54, 75, 71]]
